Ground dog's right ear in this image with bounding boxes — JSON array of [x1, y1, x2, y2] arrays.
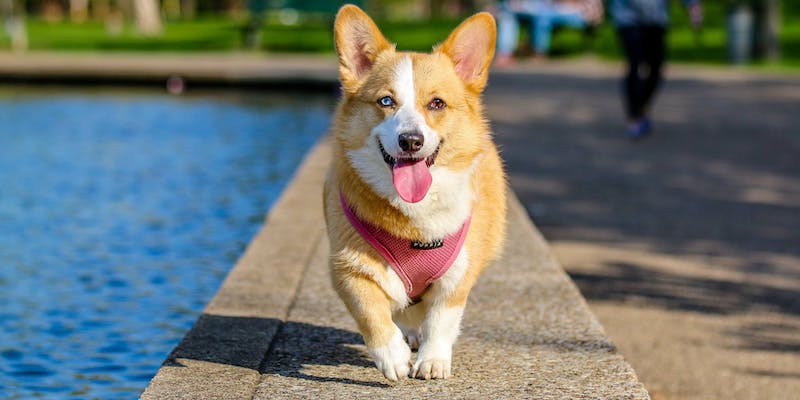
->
[[334, 5, 393, 93]]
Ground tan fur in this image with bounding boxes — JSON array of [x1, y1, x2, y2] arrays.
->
[[323, 5, 507, 379]]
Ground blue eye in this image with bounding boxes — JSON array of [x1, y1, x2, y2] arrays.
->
[[378, 96, 395, 107]]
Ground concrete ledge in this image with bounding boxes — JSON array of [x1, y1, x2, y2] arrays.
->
[[0, 52, 339, 89], [141, 136, 650, 399], [3, 53, 795, 91]]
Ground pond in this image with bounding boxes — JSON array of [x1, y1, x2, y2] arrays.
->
[[0, 87, 333, 399]]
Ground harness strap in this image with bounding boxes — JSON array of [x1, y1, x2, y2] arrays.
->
[[339, 192, 470, 299]]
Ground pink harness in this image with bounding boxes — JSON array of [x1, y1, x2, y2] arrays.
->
[[340, 193, 471, 299]]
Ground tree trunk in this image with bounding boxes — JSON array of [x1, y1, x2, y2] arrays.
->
[[133, 0, 162, 36], [757, 0, 781, 61], [164, 0, 180, 19], [92, 0, 111, 20], [2, 0, 27, 51], [181, 0, 196, 19], [70, 0, 89, 23], [429, 0, 444, 18]]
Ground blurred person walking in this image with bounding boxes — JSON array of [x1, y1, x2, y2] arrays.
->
[[494, 0, 603, 65], [612, 0, 702, 139]]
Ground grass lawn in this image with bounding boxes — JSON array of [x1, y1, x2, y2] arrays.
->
[[12, 18, 243, 51], [0, 2, 798, 69], [0, 17, 461, 53], [260, 18, 463, 53]]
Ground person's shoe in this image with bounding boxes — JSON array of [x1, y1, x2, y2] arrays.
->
[[626, 118, 651, 140], [494, 54, 516, 68], [530, 53, 549, 64]]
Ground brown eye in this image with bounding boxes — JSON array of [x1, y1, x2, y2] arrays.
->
[[428, 98, 446, 111]]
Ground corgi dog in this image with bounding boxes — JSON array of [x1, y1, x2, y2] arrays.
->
[[323, 5, 507, 382]]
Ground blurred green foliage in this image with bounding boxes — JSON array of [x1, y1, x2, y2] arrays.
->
[[0, 17, 460, 53], [11, 19, 242, 51], [258, 18, 461, 52], [0, 1, 798, 68]]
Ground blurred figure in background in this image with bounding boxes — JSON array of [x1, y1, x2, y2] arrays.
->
[[611, 0, 703, 140], [1, 0, 28, 51], [494, 0, 603, 66]]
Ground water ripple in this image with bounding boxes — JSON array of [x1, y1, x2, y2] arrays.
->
[[0, 88, 332, 399]]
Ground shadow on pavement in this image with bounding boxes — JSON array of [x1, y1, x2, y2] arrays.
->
[[734, 368, 800, 379], [260, 320, 388, 388], [165, 314, 281, 370], [725, 321, 800, 353], [570, 262, 800, 317], [489, 74, 799, 258], [487, 71, 800, 353], [163, 314, 387, 388]]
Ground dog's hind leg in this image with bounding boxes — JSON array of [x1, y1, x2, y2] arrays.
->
[[394, 303, 426, 351]]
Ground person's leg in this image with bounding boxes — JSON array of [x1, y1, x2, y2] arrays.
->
[[532, 13, 554, 55], [496, 9, 520, 56], [618, 25, 654, 138], [618, 26, 645, 120], [640, 25, 666, 114]]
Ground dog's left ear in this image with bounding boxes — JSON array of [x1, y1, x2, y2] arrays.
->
[[436, 12, 496, 93]]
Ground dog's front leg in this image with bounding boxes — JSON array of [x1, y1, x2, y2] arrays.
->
[[333, 271, 411, 381], [411, 300, 465, 379]]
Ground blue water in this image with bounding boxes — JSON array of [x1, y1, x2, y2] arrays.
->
[[0, 88, 332, 399]]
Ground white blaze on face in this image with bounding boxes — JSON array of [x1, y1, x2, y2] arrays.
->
[[376, 56, 440, 159], [394, 56, 416, 119], [371, 56, 440, 203]]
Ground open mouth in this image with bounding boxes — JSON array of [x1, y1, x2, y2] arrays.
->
[[377, 138, 441, 203], [378, 139, 440, 168]]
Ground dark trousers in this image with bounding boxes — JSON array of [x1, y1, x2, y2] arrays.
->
[[618, 25, 666, 119]]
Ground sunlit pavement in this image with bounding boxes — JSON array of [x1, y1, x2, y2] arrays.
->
[[487, 58, 800, 400]]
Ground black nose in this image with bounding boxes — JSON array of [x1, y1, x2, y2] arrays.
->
[[398, 131, 424, 153]]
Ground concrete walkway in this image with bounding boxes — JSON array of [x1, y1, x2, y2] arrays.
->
[[485, 59, 800, 400], [141, 138, 649, 399]]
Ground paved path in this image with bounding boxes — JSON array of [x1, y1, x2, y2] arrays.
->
[[486, 59, 800, 400], [142, 138, 649, 399]]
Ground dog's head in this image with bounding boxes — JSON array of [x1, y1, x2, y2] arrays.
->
[[333, 5, 496, 204]]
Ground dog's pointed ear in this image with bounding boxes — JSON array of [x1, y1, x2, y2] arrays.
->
[[436, 12, 496, 93], [334, 5, 393, 92]]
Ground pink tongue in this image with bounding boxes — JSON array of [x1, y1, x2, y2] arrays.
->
[[392, 159, 432, 203]]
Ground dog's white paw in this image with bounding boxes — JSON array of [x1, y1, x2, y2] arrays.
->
[[411, 341, 452, 379], [411, 357, 451, 380], [369, 329, 411, 382]]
